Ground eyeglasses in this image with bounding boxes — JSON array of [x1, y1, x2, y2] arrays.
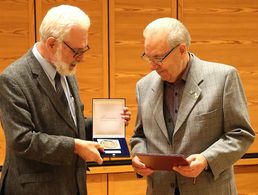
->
[[141, 43, 180, 65], [63, 41, 90, 58]]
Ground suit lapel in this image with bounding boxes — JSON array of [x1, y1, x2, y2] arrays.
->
[[27, 51, 78, 134], [66, 77, 85, 138], [174, 55, 203, 135], [174, 80, 201, 134], [149, 75, 170, 141]]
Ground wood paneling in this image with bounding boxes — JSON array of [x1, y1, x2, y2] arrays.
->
[[35, 0, 109, 116], [109, 0, 178, 140], [0, 124, 5, 165], [87, 164, 134, 174], [178, 0, 258, 153], [108, 172, 146, 195], [0, 0, 35, 165], [87, 165, 146, 195], [1, 165, 258, 195], [235, 165, 258, 194], [0, 0, 35, 72], [87, 174, 107, 195], [86, 164, 258, 195]]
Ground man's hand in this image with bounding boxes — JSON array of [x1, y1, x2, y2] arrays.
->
[[121, 106, 131, 126], [132, 155, 154, 177], [74, 139, 104, 165], [173, 154, 208, 178]]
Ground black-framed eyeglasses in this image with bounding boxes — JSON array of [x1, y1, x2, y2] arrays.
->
[[141, 43, 180, 65], [63, 41, 90, 58]]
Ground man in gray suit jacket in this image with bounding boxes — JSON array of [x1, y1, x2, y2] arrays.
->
[[130, 17, 255, 195], [0, 5, 130, 195]]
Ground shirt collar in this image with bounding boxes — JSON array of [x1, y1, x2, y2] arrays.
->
[[181, 52, 193, 82], [32, 43, 57, 81], [164, 52, 192, 87]]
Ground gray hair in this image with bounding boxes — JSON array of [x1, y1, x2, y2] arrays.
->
[[39, 5, 90, 42], [143, 17, 191, 47]]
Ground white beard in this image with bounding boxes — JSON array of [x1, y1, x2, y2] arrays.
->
[[53, 47, 77, 76]]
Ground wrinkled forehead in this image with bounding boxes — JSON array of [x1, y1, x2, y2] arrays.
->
[[144, 32, 169, 54], [65, 25, 89, 46]]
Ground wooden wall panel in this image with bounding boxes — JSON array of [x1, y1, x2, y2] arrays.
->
[[89, 165, 258, 195], [35, 0, 109, 116], [86, 165, 258, 195], [87, 174, 107, 195], [178, 0, 258, 153], [0, 0, 35, 165], [109, 0, 178, 141], [0, 124, 5, 166], [235, 165, 258, 194], [0, 0, 35, 72], [108, 172, 146, 195]]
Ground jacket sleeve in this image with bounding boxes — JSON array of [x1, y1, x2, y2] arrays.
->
[[130, 82, 148, 155], [202, 68, 255, 180], [0, 73, 76, 166]]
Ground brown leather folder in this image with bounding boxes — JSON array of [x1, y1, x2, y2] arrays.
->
[[136, 153, 189, 171]]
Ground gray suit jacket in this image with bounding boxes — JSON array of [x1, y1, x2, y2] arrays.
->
[[130, 54, 255, 195], [0, 50, 88, 195]]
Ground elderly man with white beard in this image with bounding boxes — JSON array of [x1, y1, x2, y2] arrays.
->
[[0, 5, 130, 195]]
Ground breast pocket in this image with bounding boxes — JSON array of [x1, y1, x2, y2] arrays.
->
[[194, 108, 222, 130], [18, 172, 56, 184], [188, 109, 223, 151], [195, 109, 220, 121]]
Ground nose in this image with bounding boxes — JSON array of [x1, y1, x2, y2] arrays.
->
[[150, 61, 159, 70], [75, 53, 85, 62]]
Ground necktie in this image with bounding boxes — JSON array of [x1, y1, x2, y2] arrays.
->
[[54, 73, 76, 126], [54, 73, 69, 109], [164, 82, 175, 141]]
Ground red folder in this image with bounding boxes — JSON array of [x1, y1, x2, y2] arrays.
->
[[136, 153, 189, 171]]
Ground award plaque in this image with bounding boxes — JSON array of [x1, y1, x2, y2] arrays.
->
[[136, 153, 189, 171], [92, 98, 130, 157]]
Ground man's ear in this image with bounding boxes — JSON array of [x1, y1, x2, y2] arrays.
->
[[179, 43, 187, 55], [46, 37, 58, 52]]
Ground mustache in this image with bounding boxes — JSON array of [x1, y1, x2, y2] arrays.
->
[[71, 61, 80, 65]]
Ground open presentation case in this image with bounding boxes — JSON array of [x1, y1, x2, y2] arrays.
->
[[92, 98, 130, 157]]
